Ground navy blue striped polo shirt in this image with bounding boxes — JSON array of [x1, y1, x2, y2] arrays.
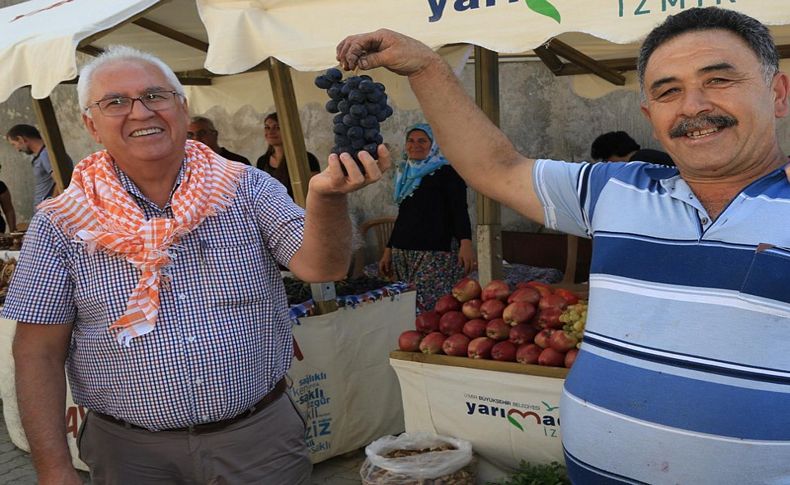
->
[[534, 159, 790, 484]]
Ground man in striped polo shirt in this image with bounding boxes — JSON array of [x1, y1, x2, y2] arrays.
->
[[338, 7, 789, 484]]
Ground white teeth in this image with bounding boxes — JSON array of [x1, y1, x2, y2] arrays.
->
[[686, 127, 719, 138], [130, 128, 163, 137]]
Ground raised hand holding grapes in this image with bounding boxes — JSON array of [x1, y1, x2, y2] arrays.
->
[[335, 29, 441, 77], [308, 146, 391, 196]]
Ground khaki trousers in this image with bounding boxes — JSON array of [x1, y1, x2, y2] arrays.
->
[[78, 394, 312, 485]]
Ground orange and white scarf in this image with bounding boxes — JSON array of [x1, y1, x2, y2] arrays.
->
[[39, 141, 247, 346]]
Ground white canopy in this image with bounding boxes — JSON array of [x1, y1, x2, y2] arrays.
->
[[201, 0, 790, 73], [3, 0, 790, 103], [1, 0, 163, 101]]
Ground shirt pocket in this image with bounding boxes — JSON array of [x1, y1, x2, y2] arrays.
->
[[70, 245, 137, 330], [739, 243, 790, 305], [200, 242, 271, 306]]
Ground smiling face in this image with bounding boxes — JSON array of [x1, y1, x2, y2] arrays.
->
[[405, 129, 432, 161], [263, 117, 281, 147], [82, 60, 189, 173], [640, 29, 789, 180]]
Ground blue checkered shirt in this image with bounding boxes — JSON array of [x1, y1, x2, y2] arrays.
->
[[2, 161, 304, 431]]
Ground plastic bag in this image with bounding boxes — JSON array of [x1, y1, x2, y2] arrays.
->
[[360, 432, 476, 484]]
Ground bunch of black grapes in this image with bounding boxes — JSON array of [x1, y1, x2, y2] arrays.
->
[[315, 68, 393, 172]]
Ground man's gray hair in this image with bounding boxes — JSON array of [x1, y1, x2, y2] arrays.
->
[[190, 116, 217, 131], [77, 45, 185, 116], [637, 7, 779, 98]]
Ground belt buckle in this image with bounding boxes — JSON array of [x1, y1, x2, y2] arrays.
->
[[244, 405, 257, 418]]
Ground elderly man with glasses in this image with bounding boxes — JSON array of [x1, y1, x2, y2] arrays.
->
[[188, 115, 250, 165], [3, 45, 390, 485]]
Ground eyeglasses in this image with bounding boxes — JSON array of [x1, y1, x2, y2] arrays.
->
[[85, 91, 183, 117], [187, 128, 217, 139]]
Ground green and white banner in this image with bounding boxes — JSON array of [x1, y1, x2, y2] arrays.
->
[[390, 356, 566, 484]]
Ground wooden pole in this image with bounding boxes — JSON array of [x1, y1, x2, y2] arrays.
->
[[545, 38, 625, 86], [267, 58, 311, 209], [267, 58, 337, 314], [473, 47, 503, 286], [31, 96, 72, 191]]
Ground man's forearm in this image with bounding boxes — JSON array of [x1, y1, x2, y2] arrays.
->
[[14, 351, 72, 476], [293, 193, 351, 282], [406, 59, 546, 223], [335, 29, 542, 223]]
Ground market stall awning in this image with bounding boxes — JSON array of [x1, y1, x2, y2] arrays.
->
[[2, 0, 164, 102], [0, 0, 213, 199], [0, 0, 471, 207], [5, 0, 790, 104], [200, 0, 790, 80]]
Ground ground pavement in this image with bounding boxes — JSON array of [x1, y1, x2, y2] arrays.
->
[[0, 405, 365, 484]]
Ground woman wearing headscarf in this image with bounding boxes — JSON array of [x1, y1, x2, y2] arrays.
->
[[379, 123, 474, 311]]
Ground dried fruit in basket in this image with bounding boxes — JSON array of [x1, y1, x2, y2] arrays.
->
[[0, 258, 17, 288], [360, 433, 476, 485]]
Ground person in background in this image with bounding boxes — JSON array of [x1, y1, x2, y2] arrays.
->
[[337, 6, 789, 483], [590, 130, 641, 162], [379, 123, 474, 311], [0, 180, 17, 233], [592, 130, 675, 166], [187, 116, 250, 164], [5, 124, 72, 210], [256, 112, 320, 199], [4, 45, 388, 485], [629, 147, 675, 166]]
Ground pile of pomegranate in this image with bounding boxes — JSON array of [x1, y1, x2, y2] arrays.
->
[[397, 278, 587, 368]]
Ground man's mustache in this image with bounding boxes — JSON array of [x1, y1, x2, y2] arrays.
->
[[669, 114, 738, 138]]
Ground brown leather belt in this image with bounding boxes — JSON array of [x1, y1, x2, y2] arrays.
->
[[92, 378, 287, 434]]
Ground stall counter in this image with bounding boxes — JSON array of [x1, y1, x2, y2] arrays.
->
[[389, 351, 568, 484], [289, 290, 416, 463]]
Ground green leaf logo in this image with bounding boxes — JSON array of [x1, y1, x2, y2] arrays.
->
[[525, 0, 561, 24], [508, 415, 525, 431]]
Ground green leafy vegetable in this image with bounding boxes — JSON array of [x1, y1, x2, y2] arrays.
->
[[488, 461, 570, 485]]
